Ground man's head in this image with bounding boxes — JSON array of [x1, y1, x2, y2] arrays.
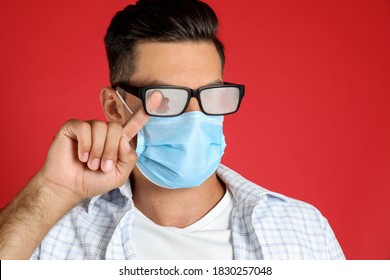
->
[[99, 0, 241, 190], [104, 0, 225, 86]]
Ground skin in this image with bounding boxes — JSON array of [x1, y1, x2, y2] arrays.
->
[[0, 41, 225, 259]]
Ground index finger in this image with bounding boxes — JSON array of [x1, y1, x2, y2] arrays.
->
[[121, 90, 163, 141]]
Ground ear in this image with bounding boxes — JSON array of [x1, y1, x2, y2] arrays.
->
[[100, 86, 129, 124]]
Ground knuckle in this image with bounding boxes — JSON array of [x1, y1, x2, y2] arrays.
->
[[64, 118, 77, 125], [108, 121, 123, 130], [62, 119, 79, 130], [91, 120, 108, 131], [60, 119, 91, 139], [76, 121, 91, 132]]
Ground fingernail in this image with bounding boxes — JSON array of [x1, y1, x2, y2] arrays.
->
[[90, 158, 100, 170], [81, 152, 89, 162], [104, 160, 114, 172]]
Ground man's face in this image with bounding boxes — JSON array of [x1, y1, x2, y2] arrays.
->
[[124, 41, 223, 116], [118, 41, 224, 186]]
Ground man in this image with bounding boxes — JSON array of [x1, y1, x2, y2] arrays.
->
[[0, 0, 344, 260]]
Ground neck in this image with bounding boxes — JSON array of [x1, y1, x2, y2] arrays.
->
[[131, 167, 225, 228]]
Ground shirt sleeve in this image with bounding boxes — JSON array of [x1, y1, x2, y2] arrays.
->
[[321, 217, 345, 260]]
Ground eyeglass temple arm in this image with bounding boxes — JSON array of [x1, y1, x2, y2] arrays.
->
[[114, 83, 142, 98], [115, 89, 135, 114]]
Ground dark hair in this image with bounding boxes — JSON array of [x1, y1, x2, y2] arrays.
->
[[104, 0, 225, 86]]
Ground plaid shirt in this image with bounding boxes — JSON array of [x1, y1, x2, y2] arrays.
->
[[31, 165, 345, 260]]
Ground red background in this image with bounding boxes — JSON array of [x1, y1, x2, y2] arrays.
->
[[0, 0, 389, 259]]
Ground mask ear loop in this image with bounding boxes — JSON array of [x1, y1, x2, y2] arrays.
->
[[115, 89, 134, 114]]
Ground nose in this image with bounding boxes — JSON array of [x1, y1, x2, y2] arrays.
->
[[185, 97, 202, 112]]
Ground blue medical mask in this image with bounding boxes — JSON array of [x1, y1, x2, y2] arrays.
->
[[135, 111, 226, 189]]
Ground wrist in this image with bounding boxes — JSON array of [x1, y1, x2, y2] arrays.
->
[[32, 172, 82, 210]]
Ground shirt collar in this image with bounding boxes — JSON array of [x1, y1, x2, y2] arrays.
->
[[217, 164, 289, 205], [87, 180, 132, 213]]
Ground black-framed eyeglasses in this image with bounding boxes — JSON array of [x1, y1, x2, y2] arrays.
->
[[114, 82, 245, 117]]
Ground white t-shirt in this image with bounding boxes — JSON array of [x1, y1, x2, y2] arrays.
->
[[132, 189, 234, 260]]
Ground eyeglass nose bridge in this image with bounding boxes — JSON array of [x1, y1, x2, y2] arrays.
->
[[187, 87, 202, 98], [182, 88, 204, 112]]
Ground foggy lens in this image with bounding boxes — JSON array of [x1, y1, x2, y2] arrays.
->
[[200, 87, 240, 114], [145, 88, 188, 116]]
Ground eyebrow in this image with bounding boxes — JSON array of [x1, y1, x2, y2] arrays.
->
[[144, 79, 223, 88]]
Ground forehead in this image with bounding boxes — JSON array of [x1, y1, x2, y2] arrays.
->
[[130, 41, 222, 88]]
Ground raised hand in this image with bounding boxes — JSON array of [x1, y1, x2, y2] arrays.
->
[[38, 91, 163, 204]]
